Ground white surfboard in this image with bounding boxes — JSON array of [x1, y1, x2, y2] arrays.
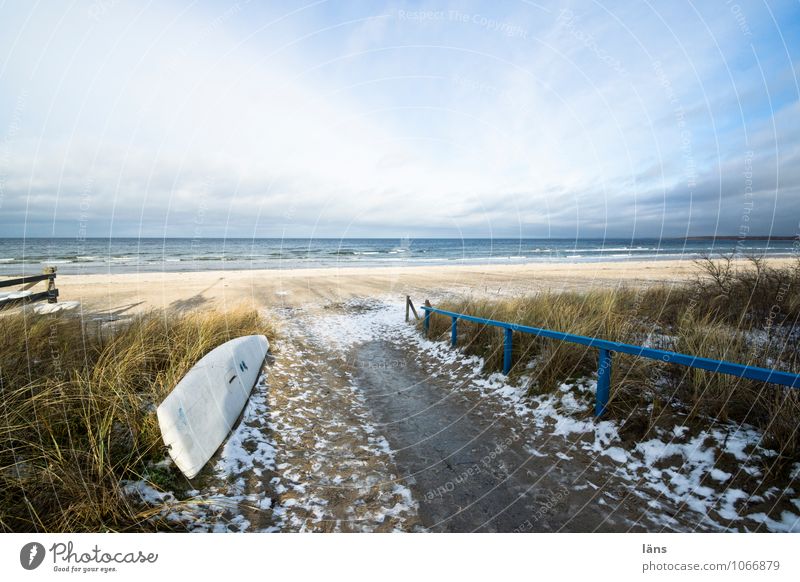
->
[[157, 335, 269, 479]]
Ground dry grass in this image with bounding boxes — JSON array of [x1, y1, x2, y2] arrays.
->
[[425, 289, 655, 393], [0, 307, 276, 532], [425, 256, 800, 457]]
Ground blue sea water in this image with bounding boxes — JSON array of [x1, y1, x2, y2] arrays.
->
[[0, 237, 796, 275]]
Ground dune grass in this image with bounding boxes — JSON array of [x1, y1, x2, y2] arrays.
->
[[0, 307, 276, 532], [424, 256, 800, 458]]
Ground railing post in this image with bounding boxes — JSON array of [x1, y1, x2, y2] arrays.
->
[[423, 310, 430, 337], [595, 348, 612, 417], [405, 295, 410, 322], [451, 317, 458, 347], [44, 266, 57, 303], [503, 328, 513, 374]]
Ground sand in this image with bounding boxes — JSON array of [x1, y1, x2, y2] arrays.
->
[[52, 258, 794, 314]]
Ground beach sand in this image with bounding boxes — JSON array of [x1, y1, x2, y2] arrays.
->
[[55, 258, 793, 313]]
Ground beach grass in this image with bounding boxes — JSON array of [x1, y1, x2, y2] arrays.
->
[[0, 307, 276, 532], [424, 256, 800, 458]]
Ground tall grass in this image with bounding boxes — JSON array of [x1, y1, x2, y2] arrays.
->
[[425, 257, 800, 456], [0, 308, 275, 532]]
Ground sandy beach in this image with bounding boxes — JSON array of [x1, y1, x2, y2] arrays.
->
[[54, 258, 794, 314]]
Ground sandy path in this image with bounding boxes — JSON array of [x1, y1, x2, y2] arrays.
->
[[260, 309, 420, 531], [277, 300, 672, 532], [280, 299, 797, 532], [352, 340, 632, 531], [170, 304, 421, 532]]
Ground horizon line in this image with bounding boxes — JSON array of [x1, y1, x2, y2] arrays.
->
[[0, 235, 797, 241]]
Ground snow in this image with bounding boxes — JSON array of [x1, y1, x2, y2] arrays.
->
[[120, 297, 800, 533], [748, 511, 800, 532], [258, 306, 420, 532], [672, 425, 689, 438], [722, 428, 762, 461], [120, 371, 280, 533], [214, 387, 277, 477], [709, 468, 732, 482], [122, 480, 175, 505], [603, 447, 628, 463], [33, 301, 80, 314], [385, 298, 800, 533], [0, 290, 32, 300]]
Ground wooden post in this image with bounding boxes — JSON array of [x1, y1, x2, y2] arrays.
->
[[405, 296, 420, 321], [451, 316, 458, 347], [423, 299, 431, 336], [44, 266, 57, 303], [408, 298, 419, 320]]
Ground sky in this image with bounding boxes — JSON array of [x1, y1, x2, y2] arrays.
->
[[0, 0, 798, 239]]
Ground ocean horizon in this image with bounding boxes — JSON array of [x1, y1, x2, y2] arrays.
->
[[1, 236, 797, 275]]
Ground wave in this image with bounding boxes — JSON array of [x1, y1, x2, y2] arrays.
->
[[109, 256, 138, 262]]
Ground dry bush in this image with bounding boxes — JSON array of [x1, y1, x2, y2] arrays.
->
[[674, 313, 753, 422], [423, 256, 800, 457], [0, 307, 275, 532], [425, 289, 647, 392], [690, 254, 800, 329]]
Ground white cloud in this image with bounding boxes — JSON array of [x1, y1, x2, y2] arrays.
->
[[0, 0, 798, 238]]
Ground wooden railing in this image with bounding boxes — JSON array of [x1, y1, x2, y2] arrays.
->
[[0, 267, 59, 309]]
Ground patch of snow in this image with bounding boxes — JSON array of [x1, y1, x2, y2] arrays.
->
[[603, 447, 628, 464], [0, 290, 32, 300], [709, 468, 731, 482], [34, 301, 80, 314], [395, 298, 798, 533], [748, 511, 800, 532], [122, 480, 175, 505], [672, 425, 689, 439]]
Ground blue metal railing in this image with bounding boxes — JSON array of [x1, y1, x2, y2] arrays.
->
[[419, 303, 800, 417]]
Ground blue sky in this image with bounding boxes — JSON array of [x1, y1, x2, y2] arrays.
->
[[0, 0, 798, 239]]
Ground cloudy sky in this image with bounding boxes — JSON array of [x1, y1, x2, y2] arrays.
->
[[0, 0, 798, 239]]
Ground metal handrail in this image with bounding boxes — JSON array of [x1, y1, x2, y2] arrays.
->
[[419, 303, 800, 417]]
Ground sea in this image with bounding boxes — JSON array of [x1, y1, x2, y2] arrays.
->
[[0, 237, 796, 276]]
